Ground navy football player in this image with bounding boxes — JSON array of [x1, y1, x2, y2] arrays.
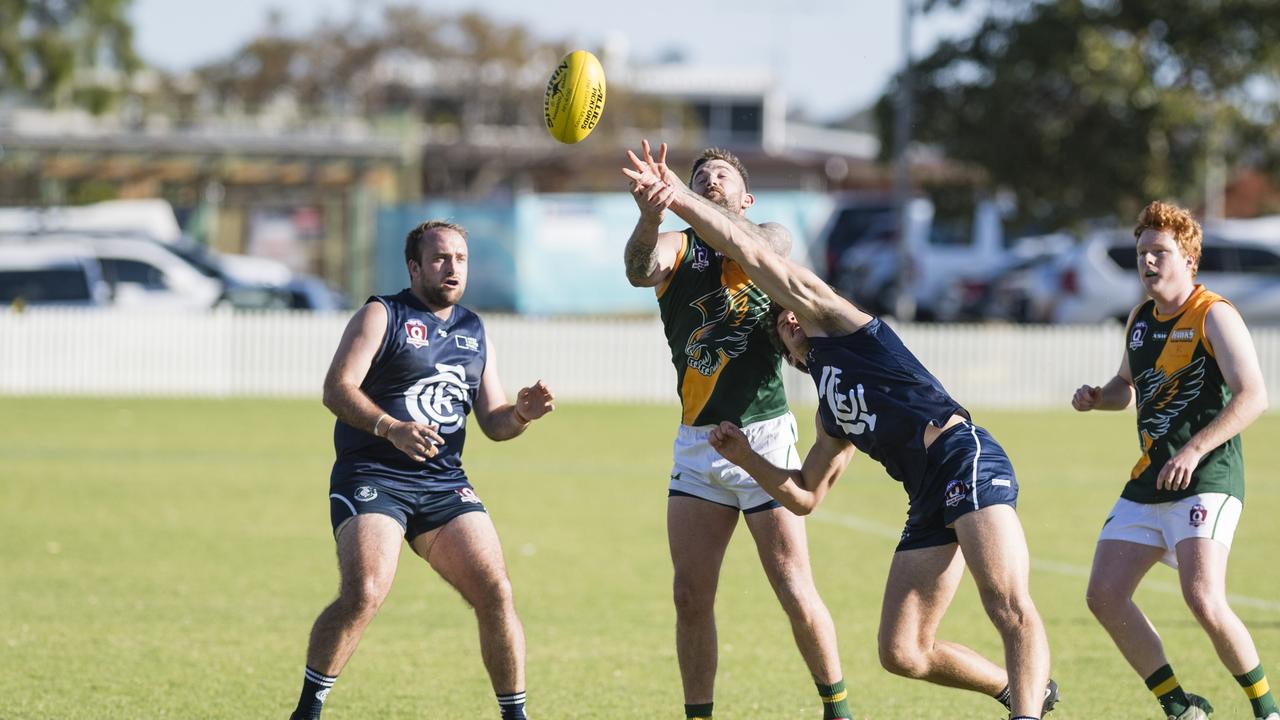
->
[[288, 221, 553, 720], [624, 141, 1056, 720]]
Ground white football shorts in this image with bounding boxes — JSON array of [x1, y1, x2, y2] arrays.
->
[[668, 412, 800, 512], [1097, 493, 1243, 568]]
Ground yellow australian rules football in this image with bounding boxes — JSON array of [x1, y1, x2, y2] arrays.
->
[[544, 50, 606, 144]]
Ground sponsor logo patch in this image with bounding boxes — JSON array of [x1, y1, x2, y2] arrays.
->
[[404, 319, 430, 348], [1189, 502, 1208, 527], [990, 477, 1012, 487], [1171, 328, 1196, 343], [455, 335, 480, 352], [315, 688, 330, 702], [1129, 321, 1148, 350], [456, 487, 482, 504], [354, 486, 378, 502], [944, 478, 968, 508]]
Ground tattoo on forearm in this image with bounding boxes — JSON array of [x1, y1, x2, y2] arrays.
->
[[624, 238, 659, 282]]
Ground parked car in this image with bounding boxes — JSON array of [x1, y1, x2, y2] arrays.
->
[[953, 234, 1076, 323], [817, 193, 1007, 320], [1051, 231, 1280, 324], [0, 231, 349, 311], [0, 242, 111, 307]]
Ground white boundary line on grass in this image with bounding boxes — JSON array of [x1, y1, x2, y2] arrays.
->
[[812, 510, 1280, 613]]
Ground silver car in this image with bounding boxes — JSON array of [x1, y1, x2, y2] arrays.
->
[[1052, 230, 1280, 324]]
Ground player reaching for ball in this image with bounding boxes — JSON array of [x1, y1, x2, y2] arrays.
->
[[1072, 201, 1278, 720], [623, 140, 1057, 720], [287, 220, 554, 720], [623, 143, 854, 720]]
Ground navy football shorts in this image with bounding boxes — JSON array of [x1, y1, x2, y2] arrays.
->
[[329, 479, 488, 542], [896, 422, 1019, 552]]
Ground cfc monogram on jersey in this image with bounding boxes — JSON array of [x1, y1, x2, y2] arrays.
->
[[1123, 285, 1244, 503], [331, 289, 487, 492], [807, 318, 967, 488]]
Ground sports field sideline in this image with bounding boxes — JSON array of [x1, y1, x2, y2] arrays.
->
[[3, 398, 1278, 719]]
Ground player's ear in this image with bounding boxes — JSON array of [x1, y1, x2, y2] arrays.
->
[[741, 192, 755, 211]]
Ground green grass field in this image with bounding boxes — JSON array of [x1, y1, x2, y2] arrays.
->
[[3, 398, 1278, 719]]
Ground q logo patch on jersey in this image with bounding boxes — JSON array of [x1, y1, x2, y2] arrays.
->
[[404, 363, 471, 433], [1189, 503, 1208, 528], [405, 319, 430, 348], [1129, 321, 1147, 350]]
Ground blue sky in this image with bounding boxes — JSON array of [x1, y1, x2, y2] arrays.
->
[[130, 0, 982, 122]]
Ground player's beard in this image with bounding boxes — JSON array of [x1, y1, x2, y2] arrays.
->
[[420, 279, 462, 309], [703, 188, 736, 211]]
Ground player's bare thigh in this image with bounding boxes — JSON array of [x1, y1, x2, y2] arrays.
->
[[410, 511, 513, 604], [334, 512, 406, 598], [880, 543, 966, 646]]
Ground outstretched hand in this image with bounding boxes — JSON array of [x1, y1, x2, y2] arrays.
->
[[622, 139, 683, 204], [516, 380, 555, 423]]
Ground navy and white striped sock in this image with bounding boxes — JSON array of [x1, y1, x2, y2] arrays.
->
[[291, 666, 337, 720], [497, 690, 527, 719]]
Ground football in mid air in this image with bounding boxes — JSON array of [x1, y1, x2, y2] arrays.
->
[[543, 50, 606, 144]]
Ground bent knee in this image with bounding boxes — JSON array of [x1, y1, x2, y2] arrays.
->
[[340, 579, 392, 616], [469, 574, 517, 613], [878, 642, 930, 679], [1085, 588, 1115, 618], [1183, 591, 1232, 627], [983, 592, 1038, 631]]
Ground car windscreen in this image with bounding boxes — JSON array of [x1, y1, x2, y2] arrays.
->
[[0, 268, 91, 302]]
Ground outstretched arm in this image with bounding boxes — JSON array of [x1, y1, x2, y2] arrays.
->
[[623, 141, 866, 333], [623, 141, 684, 287], [708, 413, 856, 515]]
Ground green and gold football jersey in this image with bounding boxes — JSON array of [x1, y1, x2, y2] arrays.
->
[[656, 228, 788, 427], [1123, 285, 1244, 503]]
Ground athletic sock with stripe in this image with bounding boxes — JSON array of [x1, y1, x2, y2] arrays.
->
[[290, 666, 336, 720]]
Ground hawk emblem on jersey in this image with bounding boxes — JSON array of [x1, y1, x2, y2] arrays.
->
[[1133, 355, 1206, 444], [404, 319, 430, 348], [684, 285, 765, 376], [817, 365, 878, 436], [404, 363, 471, 433]]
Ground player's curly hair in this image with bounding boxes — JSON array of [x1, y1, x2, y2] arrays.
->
[[1133, 201, 1202, 276], [405, 220, 468, 265], [691, 148, 750, 191]]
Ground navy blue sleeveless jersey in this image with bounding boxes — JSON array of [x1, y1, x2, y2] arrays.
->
[[806, 318, 968, 489], [331, 289, 488, 492]]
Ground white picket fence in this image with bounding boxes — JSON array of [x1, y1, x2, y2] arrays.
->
[[3, 308, 1280, 411]]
